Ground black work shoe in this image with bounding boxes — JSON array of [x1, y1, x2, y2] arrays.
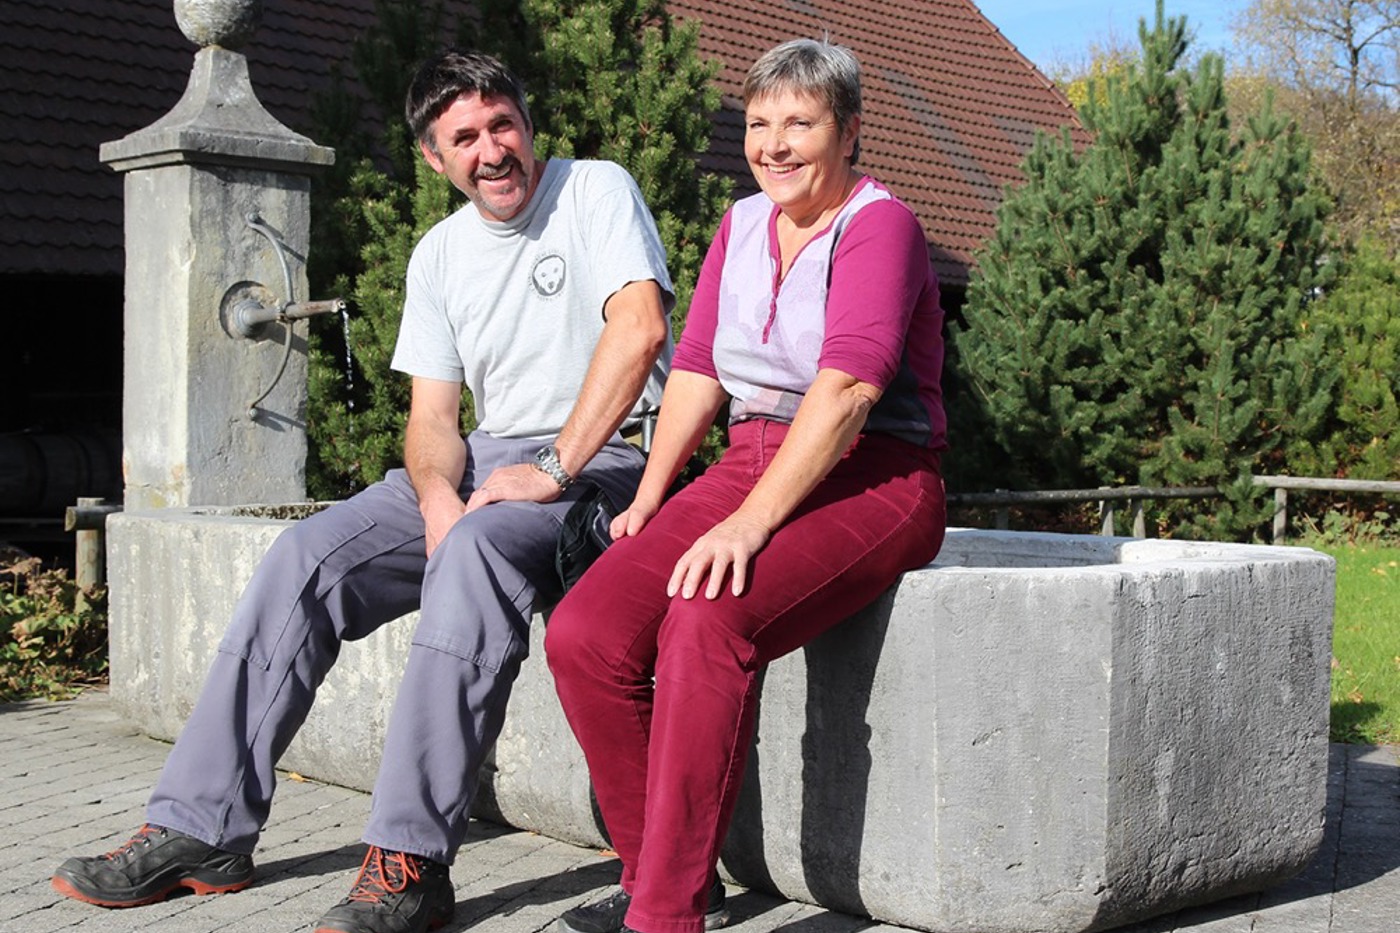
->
[[51, 824, 254, 907], [558, 876, 729, 933], [314, 845, 454, 933]]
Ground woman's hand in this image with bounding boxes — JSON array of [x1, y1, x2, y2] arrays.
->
[[668, 513, 772, 600], [610, 500, 661, 540]]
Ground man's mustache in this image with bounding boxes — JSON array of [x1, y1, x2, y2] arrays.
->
[[474, 157, 521, 183]]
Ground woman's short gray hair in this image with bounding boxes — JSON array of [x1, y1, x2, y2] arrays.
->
[[743, 39, 863, 164]]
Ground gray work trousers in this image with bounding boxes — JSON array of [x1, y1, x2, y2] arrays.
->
[[145, 430, 644, 864]]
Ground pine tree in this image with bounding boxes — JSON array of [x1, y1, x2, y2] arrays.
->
[[950, 0, 1334, 540], [305, 0, 729, 498]]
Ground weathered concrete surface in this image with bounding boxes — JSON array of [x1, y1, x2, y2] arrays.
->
[[100, 47, 333, 510], [107, 511, 1335, 933]]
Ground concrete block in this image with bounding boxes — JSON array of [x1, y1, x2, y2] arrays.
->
[[107, 510, 1334, 933]]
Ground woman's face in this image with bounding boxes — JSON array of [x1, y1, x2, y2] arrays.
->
[[744, 88, 859, 225]]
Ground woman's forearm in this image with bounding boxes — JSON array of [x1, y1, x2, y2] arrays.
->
[[632, 370, 728, 511], [732, 368, 881, 531]]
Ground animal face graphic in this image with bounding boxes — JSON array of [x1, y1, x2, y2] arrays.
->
[[532, 254, 566, 297]]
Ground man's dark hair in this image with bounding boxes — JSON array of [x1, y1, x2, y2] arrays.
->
[[405, 49, 532, 148]]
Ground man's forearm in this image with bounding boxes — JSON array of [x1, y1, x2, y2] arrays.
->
[[552, 281, 668, 477], [405, 428, 465, 500], [405, 413, 467, 511]]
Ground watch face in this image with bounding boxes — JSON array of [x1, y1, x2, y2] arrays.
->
[[533, 446, 570, 488]]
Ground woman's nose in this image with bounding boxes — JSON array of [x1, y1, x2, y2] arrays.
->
[[760, 127, 789, 155]]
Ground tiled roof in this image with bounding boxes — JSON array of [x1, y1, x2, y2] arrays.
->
[[0, 0, 400, 277], [670, 0, 1088, 285], [1, 0, 1083, 285]]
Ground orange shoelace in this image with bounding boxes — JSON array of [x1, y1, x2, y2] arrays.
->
[[345, 846, 422, 903], [103, 824, 162, 860]]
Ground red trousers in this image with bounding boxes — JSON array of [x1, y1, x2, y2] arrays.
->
[[546, 419, 946, 933]]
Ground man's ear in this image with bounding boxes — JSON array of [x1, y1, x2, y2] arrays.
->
[[419, 139, 445, 174]]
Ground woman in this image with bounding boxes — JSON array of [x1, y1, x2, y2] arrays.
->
[[546, 38, 947, 933]]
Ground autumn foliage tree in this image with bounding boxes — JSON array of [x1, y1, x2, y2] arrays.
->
[[1230, 0, 1400, 250]]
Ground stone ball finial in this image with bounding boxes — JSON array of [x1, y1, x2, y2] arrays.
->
[[174, 0, 263, 50]]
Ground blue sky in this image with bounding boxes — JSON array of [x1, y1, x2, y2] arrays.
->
[[971, 1, 1250, 71]]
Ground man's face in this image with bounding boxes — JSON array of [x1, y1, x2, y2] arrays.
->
[[420, 92, 539, 222]]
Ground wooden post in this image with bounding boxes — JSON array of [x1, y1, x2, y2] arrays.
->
[[1273, 487, 1288, 546], [1099, 488, 1114, 536], [1130, 499, 1147, 538], [73, 497, 105, 612], [995, 489, 1009, 530]]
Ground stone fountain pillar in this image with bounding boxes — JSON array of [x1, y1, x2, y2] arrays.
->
[[99, 0, 334, 509]]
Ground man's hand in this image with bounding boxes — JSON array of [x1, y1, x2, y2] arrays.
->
[[465, 463, 563, 513], [421, 493, 467, 558]]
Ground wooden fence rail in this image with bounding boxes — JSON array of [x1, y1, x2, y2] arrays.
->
[[948, 475, 1400, 545]]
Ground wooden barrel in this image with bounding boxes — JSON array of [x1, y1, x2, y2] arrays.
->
[[0, 430, 122, 516]]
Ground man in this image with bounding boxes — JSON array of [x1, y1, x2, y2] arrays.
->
[[51, 49, 674, 933]]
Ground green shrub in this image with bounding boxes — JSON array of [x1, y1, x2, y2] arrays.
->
[[1, 555, 108, 701], [1287, 236, 1400, 481]]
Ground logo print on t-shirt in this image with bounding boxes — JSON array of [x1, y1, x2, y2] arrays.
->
[[531, 254, 567, 298]]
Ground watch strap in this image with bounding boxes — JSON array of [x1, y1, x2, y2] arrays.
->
[[532, 445, 574, 490]]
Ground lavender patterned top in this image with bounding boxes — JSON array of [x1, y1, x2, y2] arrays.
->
[[675, 176, 946, 450]]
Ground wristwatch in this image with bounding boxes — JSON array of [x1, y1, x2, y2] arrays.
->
[[532, 444, 575, 490]]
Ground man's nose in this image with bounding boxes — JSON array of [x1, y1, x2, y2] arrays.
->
[[478, 131, 506, 163]]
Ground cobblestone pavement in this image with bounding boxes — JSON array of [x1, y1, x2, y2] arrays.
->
[[3, 691, 1396, 933]]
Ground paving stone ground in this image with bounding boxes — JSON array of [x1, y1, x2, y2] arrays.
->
[[3, 690, 1396, 933]]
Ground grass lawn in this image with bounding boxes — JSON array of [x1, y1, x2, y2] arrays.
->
[[1318, 543, 1400, 745]]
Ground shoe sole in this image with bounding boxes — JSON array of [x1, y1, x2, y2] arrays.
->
[[313, 903, 454, 933], [557, 905, 730, 933], [51, 872, 252, 908]]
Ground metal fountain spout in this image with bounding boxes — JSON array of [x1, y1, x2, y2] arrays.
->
[[227, 211, 345, 418]]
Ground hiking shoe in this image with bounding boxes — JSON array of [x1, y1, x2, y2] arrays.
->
[[558, 875, 729, 933], [314, 845, 454, 933], [51, 824, 253, 907]]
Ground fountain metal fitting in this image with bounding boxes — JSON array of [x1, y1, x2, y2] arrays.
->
[[227, 211, 345, 417]]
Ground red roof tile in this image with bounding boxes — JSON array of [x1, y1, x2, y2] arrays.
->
[[2, 0, 1084, 285], [0, 0, 462, 276], [670, 0, 1088, 284]]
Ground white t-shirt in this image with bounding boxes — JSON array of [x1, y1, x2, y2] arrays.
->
[[391, 159, 674, 438]]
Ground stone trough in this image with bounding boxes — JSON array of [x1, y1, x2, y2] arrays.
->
[[107, 508, 1334, 933]]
